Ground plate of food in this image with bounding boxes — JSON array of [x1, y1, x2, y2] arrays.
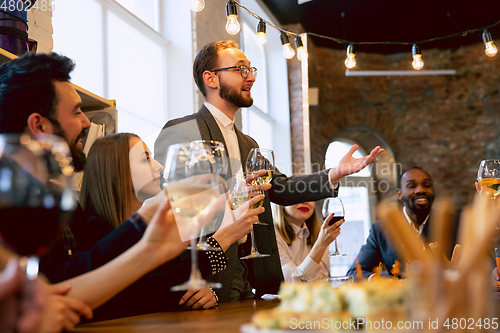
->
[[241, 279, 410, 332]]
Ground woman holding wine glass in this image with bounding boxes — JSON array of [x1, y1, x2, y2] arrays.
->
[[273, 201, 344, 282], [78, 134, 264, 312]]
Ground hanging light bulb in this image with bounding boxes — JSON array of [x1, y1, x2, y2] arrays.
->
[[295, 36, 308, 61], [189, 0, 205, 12], [344, 44, 356, 69], [412, 44, 424, 70], [482, 30, 498, 57], [280, 33, 295, 59], [225, 1, 240, 35], [256, 19, 267, 45]]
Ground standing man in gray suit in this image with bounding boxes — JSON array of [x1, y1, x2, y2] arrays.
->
[[154, 40, 383, 303]]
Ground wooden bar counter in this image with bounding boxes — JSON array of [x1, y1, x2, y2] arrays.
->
[[73, 299, 280, 333]]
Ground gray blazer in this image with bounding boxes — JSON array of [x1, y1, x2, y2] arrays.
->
[[154, 105, 337, 302]]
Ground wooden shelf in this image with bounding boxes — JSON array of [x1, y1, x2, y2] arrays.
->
[[0, 48, 116, 111]]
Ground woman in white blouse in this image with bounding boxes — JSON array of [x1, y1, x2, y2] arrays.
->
[[273, 202, 344, 282]]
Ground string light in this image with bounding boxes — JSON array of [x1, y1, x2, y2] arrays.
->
[[412, 44, 424, 70], [295, 36, 308, 61], [225, 1, 500, 68], [280, 33, 295, 59], [190, 0, 205, 12], [225, 1, 240, 35], [344, 44, 356, 69], [256, 19, 267, 45], [482, 29, 498, 57]]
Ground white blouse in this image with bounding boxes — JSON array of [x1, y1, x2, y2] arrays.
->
[[275, 223, 330, 282]]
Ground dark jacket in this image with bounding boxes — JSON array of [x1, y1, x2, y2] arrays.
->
[[154, 105, 337, 302], [346, 214, 459, 279]]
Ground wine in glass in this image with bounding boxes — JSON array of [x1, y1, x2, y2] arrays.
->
[[0, 133, 77, 280], [246, 148, 275, 185], [192, 140, 228, 252], [229, 172, 269, 259], [477, 159, 500, 199], [164, 141, 222, 291], [322, 197, 346, 257]]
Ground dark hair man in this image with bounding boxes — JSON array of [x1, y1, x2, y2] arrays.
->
[[0, 52, 230, 322]]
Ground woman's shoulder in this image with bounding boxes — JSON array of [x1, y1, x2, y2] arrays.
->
[[70, 206, 115, 251]]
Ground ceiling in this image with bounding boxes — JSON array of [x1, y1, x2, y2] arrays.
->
[[261, 0, 500, 54]]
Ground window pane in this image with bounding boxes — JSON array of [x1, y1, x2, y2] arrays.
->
[[329, 186, 371, 276], [241, 22, 268, 114], [325, 141, 371, 177], [52, 0, 104, 96], [115, 0, 158, 31], [107, 11, 166, 146], [246, 107, 272, 149]]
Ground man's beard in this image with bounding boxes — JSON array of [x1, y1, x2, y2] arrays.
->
[[403, 195, 433, 219], [51, 121, 86, 172], [219, 80, 253, 108]]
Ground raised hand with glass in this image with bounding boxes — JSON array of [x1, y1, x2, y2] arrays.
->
[[229, 172, 268, 259]]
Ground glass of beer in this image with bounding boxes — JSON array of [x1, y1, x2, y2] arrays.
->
[[477, 159, 500, 199]]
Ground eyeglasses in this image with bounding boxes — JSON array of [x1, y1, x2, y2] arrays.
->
[[210, 65, 257, 79]]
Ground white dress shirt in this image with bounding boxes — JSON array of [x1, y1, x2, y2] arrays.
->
[[204, 102, 243, 175], [205, 102, 247, 243], [403, 206, 429, 235], [274, 223, 330, 282]]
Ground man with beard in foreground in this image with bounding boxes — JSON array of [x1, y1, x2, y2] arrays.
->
[[0, 53, 233, 327], [154, 40, 384, 302], [347, 167, 446, 279]]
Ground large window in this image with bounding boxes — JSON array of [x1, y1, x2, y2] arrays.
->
[[115, 0, 159, 31], [239, 0, 292, 175], [241, 21, 272, 149], [325, 140, 375, 276], [52, 0, 167, 150]]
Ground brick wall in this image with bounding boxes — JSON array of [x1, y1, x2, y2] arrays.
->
[[287, 33, 500, 207]]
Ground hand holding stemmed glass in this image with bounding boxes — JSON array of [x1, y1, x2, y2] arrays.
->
[[322, 197, 346, 256], [164, 141, 223, 291], [229, 172, 269, 259], [0, 133, 77, 279], [231, 148, 275, 260]]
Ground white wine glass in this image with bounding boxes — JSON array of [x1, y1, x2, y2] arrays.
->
[[229, 173, 269, 259], [0, 133, 76, 280], [245, 148, 275, 185], [164, 141, 222, 291], [193, 140, 227, 252], [477, 159, 500, 199], [322, 197, 346, 257]]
